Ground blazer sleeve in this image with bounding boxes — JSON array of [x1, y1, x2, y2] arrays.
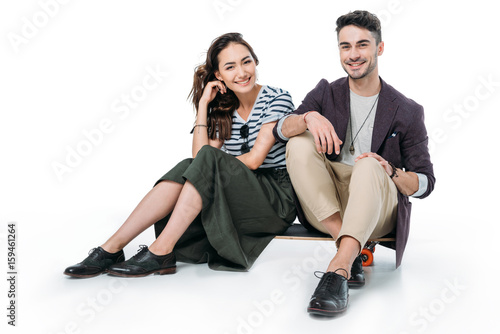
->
[[294, 79, 330, 115], [400, 104, 435, 199]]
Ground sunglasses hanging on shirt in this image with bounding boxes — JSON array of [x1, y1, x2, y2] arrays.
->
[[240, 124, 250, 154]]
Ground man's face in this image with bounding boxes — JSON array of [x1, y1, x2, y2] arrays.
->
[[338, 25, 384, 81]]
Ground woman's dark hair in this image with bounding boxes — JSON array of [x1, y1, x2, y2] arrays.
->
[[336, 10, 382, 45], [189, 33, 259, 140]]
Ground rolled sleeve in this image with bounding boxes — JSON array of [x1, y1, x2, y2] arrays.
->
[[275, 114, 292, 142], [411, 173, 428, 198], [261, 90, 294, 124]]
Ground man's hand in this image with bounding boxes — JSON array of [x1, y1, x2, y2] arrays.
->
[[305, 111, 342, 155], [355, 152, 392, 175], [355, 152, 419, 196]]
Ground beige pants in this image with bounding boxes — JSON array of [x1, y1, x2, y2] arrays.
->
[[286, 131, 398, 249]]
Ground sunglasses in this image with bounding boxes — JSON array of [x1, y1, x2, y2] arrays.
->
[[240, 124, 250, 154]]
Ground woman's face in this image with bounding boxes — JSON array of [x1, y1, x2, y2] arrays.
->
[[215, 43, 257, 95]]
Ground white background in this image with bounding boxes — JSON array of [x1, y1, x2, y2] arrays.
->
[[1, 1, 499, 333]]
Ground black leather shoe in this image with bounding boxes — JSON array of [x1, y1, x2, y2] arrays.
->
[[107, 245, 176, 277], [348, 255, 365, 288], [64, 247, 125, 278], [307, 270, 349, 316]]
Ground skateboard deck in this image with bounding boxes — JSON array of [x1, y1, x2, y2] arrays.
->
[[275, 224, 395, 266], [275, 224, 395, 242]]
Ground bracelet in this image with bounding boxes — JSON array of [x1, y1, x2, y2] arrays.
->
[[303, 111, 315, 123], [388, 161, 398, 178], [190, 124, 208, 134]]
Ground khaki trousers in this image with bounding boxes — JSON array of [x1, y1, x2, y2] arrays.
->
[[286, 131, 398, 249]]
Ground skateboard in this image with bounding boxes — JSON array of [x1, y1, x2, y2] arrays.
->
[[275, 224, 395, 266]]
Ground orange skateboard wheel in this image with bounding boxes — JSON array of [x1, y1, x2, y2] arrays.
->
[[361, 248, 373, 266]]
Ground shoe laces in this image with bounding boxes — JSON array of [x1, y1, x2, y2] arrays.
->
[[314, 268, 348, 279], [314, 271, 334, 294], [313, 269, 348, 293], [87, 247, 100, 260], [314, 271, 325, 279], [130, 245, 148, 260]]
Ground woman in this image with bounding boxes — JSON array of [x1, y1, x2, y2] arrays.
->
[[64, 32, 296, 277]]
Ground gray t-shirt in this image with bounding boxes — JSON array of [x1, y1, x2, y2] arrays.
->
[[336, 90, 379, 166]]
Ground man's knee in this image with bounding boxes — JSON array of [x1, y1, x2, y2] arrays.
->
[[286, 131, 317, 161], [351, 156, 388, 186], [353, 156, 383, 173]]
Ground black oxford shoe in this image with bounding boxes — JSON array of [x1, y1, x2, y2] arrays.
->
[[348, 255, 365, 288], [64, 247, 125, 278], [107, 245, 176, 277], [307, 270, 349, 316]]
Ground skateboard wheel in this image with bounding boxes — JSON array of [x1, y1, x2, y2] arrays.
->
[[360, 248, 373, 267]]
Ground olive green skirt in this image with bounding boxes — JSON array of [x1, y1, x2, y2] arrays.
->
[[153, 145, 296, 271]]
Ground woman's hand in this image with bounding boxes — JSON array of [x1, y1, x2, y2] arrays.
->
[[192, 80, 226, 158], [199, 80, 227, 106]]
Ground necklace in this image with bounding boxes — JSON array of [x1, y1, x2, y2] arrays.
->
[[349, 95, 379, 155]]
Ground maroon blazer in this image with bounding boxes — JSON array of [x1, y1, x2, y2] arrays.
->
[[273, 77, 435, 268]]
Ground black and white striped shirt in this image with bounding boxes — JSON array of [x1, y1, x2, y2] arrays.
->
[[222, 85, 294, 169]]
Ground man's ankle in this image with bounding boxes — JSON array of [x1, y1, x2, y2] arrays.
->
[[326, 262, 350, 278]]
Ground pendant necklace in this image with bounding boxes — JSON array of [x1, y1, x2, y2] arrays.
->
[[349, 95, 379, 155]]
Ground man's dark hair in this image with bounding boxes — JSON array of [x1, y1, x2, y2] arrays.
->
[[336, 10, 382, 44]]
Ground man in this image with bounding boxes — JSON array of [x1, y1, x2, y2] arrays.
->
[[273, 10, 435, 316]]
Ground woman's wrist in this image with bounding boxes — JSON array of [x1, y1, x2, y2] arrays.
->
[[190, 124, 208, 134], [198, 97, 211, 109]]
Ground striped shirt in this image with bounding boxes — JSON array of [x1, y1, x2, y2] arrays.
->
[[222, 85, 294, 169]]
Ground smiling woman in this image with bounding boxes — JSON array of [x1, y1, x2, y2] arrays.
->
[[64, 32, 297, 278], [190, 34, 260, 142]]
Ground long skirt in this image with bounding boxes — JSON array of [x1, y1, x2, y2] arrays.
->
[[153, 145, 296, 271]]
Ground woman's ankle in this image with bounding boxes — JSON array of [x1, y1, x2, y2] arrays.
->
[[148, 242, 173, 256], [100, 243, 123, 254]]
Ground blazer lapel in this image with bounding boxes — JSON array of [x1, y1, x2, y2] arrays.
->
[[371, 79, 398, 153], [326, 78, 350, 161], [334, 78, 350, 143]]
